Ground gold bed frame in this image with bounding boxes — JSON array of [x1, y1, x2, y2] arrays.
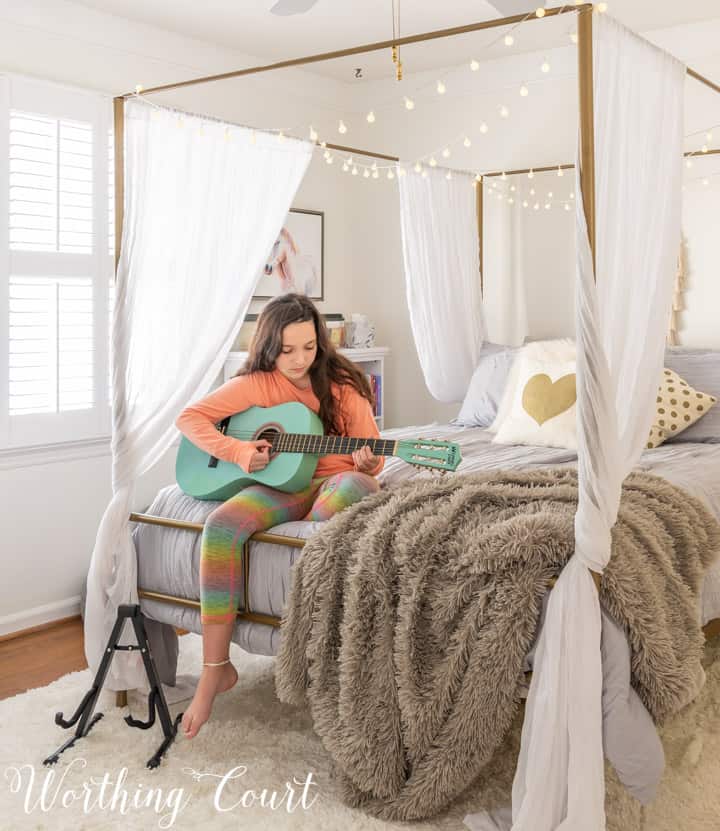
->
[[112, 5, 720, 704]]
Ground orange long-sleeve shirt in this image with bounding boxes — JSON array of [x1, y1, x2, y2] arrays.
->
[[175, 368, 385, 479]]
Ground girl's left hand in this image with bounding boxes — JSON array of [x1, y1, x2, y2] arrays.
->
[[352, 444, 380, 474]]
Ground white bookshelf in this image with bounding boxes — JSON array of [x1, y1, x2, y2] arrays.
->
[[224, 346, 389, 430]]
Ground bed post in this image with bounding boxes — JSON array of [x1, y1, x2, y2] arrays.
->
[[578, 6, 596, 276], [113, 95, 125, 709], [113, 96, 125, 273], [476, 176, 484, 297]]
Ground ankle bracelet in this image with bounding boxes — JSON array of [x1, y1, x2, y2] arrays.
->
[[203, 658, 231, 667]]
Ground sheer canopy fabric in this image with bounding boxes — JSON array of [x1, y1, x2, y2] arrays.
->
[[466, 15, 684, 831], [398, 166, 486, 402], [84, 99, 312, 689]]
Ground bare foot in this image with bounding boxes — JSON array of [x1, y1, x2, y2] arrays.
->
[[181, 661, 238, 739]]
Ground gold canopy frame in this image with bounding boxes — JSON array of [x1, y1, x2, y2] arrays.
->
[[111, 4, 720, 705]]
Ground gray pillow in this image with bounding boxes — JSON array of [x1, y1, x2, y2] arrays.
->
[[454, 343, 518, 428], [664, 348, 720, 443]]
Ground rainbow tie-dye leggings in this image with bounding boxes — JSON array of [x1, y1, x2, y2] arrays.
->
[[199, 471, 380, 624]]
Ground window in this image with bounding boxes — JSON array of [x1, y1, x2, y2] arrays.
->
[[0, 75, 114, 450]]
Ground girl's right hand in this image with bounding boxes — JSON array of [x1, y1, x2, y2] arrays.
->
[[247, 439, 273, 473]]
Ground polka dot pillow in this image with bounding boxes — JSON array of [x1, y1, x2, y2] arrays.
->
[[647, 368, 718, 448]]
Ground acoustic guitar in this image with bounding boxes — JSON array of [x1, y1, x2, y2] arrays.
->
[[176, 401, 461, 501]]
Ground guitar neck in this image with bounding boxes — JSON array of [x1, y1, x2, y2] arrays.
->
[[273, 434, 396, 457]]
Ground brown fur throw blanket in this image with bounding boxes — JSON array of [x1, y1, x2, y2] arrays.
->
[[274, 469, 720, 821]]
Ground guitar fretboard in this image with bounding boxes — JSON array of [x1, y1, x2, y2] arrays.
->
[[272, 434, 396, 457]]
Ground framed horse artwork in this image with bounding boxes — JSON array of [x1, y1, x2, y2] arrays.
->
[[254, 208, 324, 300]]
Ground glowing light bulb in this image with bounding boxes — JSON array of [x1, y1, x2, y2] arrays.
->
[[463, 136, 472, 148], [702, 145, 709, 153], [557, 166, 564, 177], [371, 161, 377, 171], [501, 171, 507, 181], [534, 202, 540, 210], [372, 170, 379, 179], [475, 174, 483, 182], [545, 202, 551, 210], [387, 169, 395, 179], [326, 155, 333, 164], [520, 84, 529, 97], [436, 80, 446, 94], [470, 59, 480, 71], [508, 197, 514, 204], [429, 157, 437, 167], [703, 178, 710, 186], [323, 149, 330, 160], [479, 122, 489, 134], [278, 131, 285, 142], [134, 84, 144, 94], [363, 169, 370, 178], [528, 169, 535, 179], [309, 125, 318, 141], [342, 163, 349, 172], [446, 171, 452, 180], [442, 147, 450, 158], [597, 1, 608, 12], [366, 111, 376, 124], [414, 162, 422, 173], [706, 131, 713, 142], [548, 191, 553, 198], [422, 170, 428, 178], [404, 97, 415, 110], [570, 32, 578, 44], [536, 7, 546, 17], [500, 105, 510, 118], [686, 158, 693, 168], [523, 200, 529, 208], [541, 60, 551, 74], [565, 203, 571, 211], [398, 167, 406, 177], [530, 188, 536, 196], [338, 120, 347, 134], [352, 166, 359, 176], [504, 34, 514, 46], [510, 185, 516, 192], [570, 192, 575, 199]]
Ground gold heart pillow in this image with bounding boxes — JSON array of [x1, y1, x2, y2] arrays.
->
[[493, 353, 579, 449]]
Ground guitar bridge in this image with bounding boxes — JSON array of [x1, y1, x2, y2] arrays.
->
[[208, 417, 232, 468]]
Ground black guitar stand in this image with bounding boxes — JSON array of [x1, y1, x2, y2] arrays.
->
[[43, 604, 183, 769]]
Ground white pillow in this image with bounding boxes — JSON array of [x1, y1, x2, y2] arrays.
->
[[489, 338, 576, 434], [493, 353, 577, 449]]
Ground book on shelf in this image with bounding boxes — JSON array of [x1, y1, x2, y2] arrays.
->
[[364, 373, 382, 418]]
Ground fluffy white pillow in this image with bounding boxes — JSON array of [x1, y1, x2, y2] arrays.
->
[[493, 353, 578, 449], [489, 338, 576, 434]]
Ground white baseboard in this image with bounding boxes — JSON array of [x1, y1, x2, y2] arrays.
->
[[0, 596, 82, 637]]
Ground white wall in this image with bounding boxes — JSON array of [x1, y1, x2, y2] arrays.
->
[[2, 3, 720, 633]]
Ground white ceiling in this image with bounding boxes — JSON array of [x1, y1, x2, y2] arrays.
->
[[70, 0, 720, 82]]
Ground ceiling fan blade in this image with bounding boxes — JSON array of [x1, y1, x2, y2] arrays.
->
[[270, 0, 320, 15]]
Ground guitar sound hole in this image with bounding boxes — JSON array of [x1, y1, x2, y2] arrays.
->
[[256, 427, 281, 460]]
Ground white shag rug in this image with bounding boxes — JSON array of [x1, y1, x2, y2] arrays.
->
[[1, 632, 719, 831]]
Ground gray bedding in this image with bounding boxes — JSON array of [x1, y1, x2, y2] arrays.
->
[[132, 424, 720, 803]]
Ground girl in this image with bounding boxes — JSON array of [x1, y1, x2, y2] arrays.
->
[[175, 293, 384, 739]]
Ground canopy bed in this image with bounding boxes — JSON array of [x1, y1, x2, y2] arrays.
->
[[80, 4, 720, 830]]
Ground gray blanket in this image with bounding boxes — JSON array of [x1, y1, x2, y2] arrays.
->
[[275, 468, 720, 821]]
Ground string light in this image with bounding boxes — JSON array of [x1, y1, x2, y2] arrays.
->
[[372, 169, 379, 179], [535, 7, 546, 17], [463, 136, 472, 148], [475, 173, 483, 182], [530, 187, 536, 195], [510, 185, 516, 192], [470, 59, 480, 71], [352, 166, 359, 176], [703, 178, 710, 186], [429, 156, 438, 167], [134, 84, 144, 94], [520, 84, 529, 97], [523, 200, 529, 208], [446, 171, 452, 180], [686, 158, 694, 168], [500, 105, 510, 118], [528, 169, 535, 179], [323, 149, 331, 160], [366, 111, 376, 124], [387, 169, 395, 179], [422, 170, 428, 178], [597, 1, 608, 12], [557, 166, 564, 177], [570, 192, 575, 199], [479, 122, 489, 134], [541, 59, 551, 74], [565, 203, 571, 211], [570, 32, 578, 44], [398, 166, 407, 177], [326, 155, 333, 164], [508, 197, 514, 204], [702, 145, 709, 153], [338, 120, 347, 134], [342, 162, 349, 172], [442, 147, 451, 158], [534, 203, 540, 210], [504, 34, 514, 46], [501, 171, 507, 180], [309, 126, 318, 141], [404, 96, 415, 110], [436, 80, 446, 94], [706, 131, 714, 141], [547, 191, 553, 198], [363, 169, 370, 178], [414, 162, 422, 173], [278, 131, 285, 142]]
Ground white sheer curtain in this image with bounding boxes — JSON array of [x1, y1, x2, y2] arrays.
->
[[466, 16, 684, 831], [482, 193, 528, 347], [398, 165, 486, 402], [84, 99, 312, 690]]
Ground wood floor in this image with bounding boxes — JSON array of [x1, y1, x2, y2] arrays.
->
[[0, 617, 189, 701], [0, 617, 88, 700]]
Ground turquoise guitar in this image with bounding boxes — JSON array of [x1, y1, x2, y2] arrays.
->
[[176, 401, 462, 501]]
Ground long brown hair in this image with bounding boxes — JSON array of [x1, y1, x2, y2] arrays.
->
[[235, 294, 374, 436]]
